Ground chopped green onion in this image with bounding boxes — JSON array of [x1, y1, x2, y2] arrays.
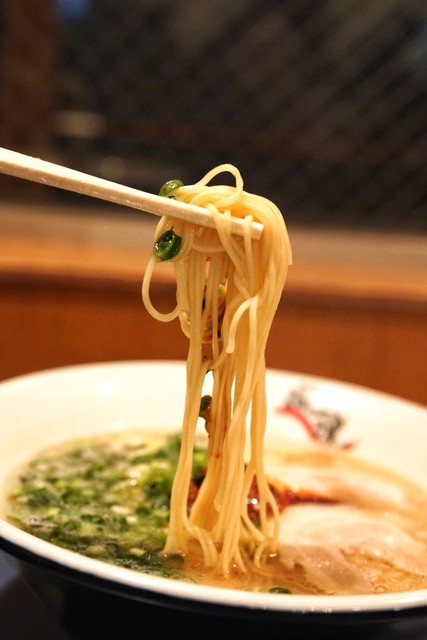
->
[[268, 586, 292, 594], [199, 395, 212, 420], [159, 179, 184, 198], [153, 229, 182, 261]]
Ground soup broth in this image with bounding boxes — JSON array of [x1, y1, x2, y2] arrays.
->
[[6, 431, 427, 595]]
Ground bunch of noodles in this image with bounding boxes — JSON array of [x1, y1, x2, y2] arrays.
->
[[142, 164, 292, 574]]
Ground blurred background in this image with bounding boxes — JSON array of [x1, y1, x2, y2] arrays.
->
[[0, 0, 426, 405], [0, 4, 426, 633], [1, 0, 426, 231]]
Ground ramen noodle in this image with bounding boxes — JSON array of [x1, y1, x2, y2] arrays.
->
[[142, 164, 291, 573]]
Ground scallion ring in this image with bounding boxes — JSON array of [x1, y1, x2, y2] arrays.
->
[[159, 179, 184, 198], [199, 395, 212, 420], [153, 229, 182, 261]]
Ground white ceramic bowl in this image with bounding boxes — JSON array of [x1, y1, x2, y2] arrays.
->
[[1, 361, 427, 639]]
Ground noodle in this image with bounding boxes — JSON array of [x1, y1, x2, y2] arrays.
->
[[142, 164, 292, 574]]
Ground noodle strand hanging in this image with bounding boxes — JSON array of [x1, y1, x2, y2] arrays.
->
[[142, 164, 292, 574]]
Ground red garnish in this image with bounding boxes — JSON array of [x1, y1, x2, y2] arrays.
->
[[246, 478, 337, 522], [186, 473, 337, 521]]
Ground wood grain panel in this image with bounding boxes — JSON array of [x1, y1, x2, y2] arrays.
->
[[0, 204, 426, 406]]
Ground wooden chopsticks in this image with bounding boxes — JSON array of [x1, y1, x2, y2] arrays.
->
[[0, 147, 263, 239]]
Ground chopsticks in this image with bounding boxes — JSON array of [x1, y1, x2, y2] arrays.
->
[[0, 147, 263, 240]]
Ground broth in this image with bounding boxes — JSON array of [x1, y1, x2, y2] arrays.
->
[[6, 431, 427, 595]]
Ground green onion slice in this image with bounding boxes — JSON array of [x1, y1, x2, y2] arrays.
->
[[159, 179, 184, 198], [199, 395, 212, 419], [153, 229, 182, 261]]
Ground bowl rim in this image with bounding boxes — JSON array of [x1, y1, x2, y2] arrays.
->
[[1, 360, 427, 619]]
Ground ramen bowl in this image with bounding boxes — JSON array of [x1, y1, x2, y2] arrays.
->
[[1, 361, 427, 640]]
